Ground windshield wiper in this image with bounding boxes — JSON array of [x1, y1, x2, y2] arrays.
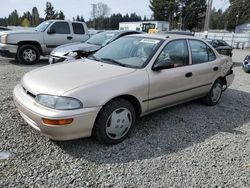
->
[[88, 55, 101, 61], [100, 58, 127, 67]]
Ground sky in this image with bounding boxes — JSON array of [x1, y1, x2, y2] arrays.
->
[[0, 0, 230, 20]]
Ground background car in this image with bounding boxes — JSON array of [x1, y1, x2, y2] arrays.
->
[[243, 55, 250, 73], [207, 39, 233, 57], [49, 30, 142, 64], [88, 29, 104, 38]]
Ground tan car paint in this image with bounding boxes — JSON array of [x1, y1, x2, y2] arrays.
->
[[13, 34, 234, 140]]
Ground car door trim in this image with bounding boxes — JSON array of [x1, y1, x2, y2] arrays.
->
[[143, 82, 212, 102]]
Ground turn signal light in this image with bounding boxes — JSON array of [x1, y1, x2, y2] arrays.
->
[[42, 118, 73, 126]]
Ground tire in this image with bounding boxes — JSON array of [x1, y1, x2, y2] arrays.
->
[[17, 44, 40, 65], [93, 99, 136, 145], [203, 79, 223, 106]]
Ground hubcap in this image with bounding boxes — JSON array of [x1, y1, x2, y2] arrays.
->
[[211, 83, 222, 103], [105, 108, 132, 140], [23, 49, 36, 62]]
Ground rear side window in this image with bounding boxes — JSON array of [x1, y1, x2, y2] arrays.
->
[[189, 40, 216, 64], [50, 22, 70, 34], [72, 23, 85, 34]]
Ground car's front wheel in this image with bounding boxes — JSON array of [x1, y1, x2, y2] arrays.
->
[[93, 99, 136, 145], [203, 79, 223, 106], [17, 44, 40, 65]]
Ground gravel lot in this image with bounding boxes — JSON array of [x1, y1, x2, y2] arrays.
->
[[0, 56, 249, 188]]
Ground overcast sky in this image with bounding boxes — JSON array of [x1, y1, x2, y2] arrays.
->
[[0, 0, 230, 20]]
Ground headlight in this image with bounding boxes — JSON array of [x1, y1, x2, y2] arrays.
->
[[67, 51, 78, 58], [0, 34, 8, 44], [35, 94, 83, 110]]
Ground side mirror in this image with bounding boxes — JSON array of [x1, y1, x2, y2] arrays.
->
[[152, 58, 174, 71], [47, 28, 56, 34]]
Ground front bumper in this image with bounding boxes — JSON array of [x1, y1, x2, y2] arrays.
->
[[0, 43, 17, 57], [49, 55, 67, 64], [13, 84, 101, 141]]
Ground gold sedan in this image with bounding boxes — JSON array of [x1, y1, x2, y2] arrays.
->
[[13, 34, 234, 144]]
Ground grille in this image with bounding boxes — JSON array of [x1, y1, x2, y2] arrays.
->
[[22, 87, 36, 98]]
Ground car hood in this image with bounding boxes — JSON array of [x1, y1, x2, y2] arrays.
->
[[21, 59, 136, 96], [51, 42, 101, 56], [1, 29, 38, 35]]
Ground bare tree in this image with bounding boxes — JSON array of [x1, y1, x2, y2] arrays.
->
[[91, 2, 111, 19]]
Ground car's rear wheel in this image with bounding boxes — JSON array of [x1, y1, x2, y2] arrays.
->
[[93, 99, 136, 145], [203, 79, 223, 106], [17, 44, 40, 65]]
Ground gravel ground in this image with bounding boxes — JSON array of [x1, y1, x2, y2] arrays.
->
[[0, 57, 250, 188]]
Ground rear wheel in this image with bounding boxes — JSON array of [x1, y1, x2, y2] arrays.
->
[[203, 79, 223, 106], [17, 44, 40, 64], [93, 99, 136, 145]]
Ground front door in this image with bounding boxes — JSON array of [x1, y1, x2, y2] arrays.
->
[[147, 39, 197, 111], [44, 21, 73, 54]]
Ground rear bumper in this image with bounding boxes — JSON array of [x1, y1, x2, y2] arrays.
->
[[13, 84, 101, 141], [0, 43, 17, 57], [225, 71, 234, 87]]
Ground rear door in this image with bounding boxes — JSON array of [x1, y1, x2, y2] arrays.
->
[[71, 22, 89, 42], [187, 39, 221, 95], [44, 21, 73, 53]]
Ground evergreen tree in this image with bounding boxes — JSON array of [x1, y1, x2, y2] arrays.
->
[[32, 7, 40, 26], [7, 9, 19, 26], [45, 1, 57, 20]]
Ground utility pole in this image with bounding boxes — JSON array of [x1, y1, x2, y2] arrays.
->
[[91, 3, 96, 29], [204, 0, 213, 38]]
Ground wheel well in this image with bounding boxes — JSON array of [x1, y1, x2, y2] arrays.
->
[[18, 41, 42, 54], [217, 76, 227, 86], [105, 95, 142, 118]]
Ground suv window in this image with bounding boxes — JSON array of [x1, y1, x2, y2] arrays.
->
[[189, 40, 216, 64], [156, 39, 189, 68], [50, 22, 70, 34], [72, 23, 85, 34]]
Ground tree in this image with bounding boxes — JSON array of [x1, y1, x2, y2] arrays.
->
[[58, 11, 65, 20], [21, 18, 31, 27], [225, 0, 250, 31], [0, 17, 8, 26], [210, 8, 227, 30], [45, 1, 57, 20], [32, 7, 40, 26], [7, 10, 19, 26], [91, 2, 111, 19], [149, 0, 206, 31]]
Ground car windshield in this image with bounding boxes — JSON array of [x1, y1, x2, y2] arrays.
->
[[35, 21, 53, 32], [90, 37, 162, 68], [86, 31, 119, 46]]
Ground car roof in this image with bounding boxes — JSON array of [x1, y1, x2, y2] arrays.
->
[[128, 33, 197, 40]]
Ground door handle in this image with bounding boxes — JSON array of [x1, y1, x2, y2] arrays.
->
[[67, 36, 73, 40], [185, 72, 193, 78], [213, 67, 219, 71]]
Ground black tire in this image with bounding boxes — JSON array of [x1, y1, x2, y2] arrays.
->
[[93, 99, 136, 145], [203, 79, 223, 106], [17, 44, 40, 65]]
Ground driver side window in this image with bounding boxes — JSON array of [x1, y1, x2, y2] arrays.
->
[[50, 22, 70, 34], [157, 39, 189, 68]]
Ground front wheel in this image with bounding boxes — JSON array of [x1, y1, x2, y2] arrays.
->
[[203, 79, 223, 106], [93, 99, 136, 145], [17, 44, 40, 65]]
